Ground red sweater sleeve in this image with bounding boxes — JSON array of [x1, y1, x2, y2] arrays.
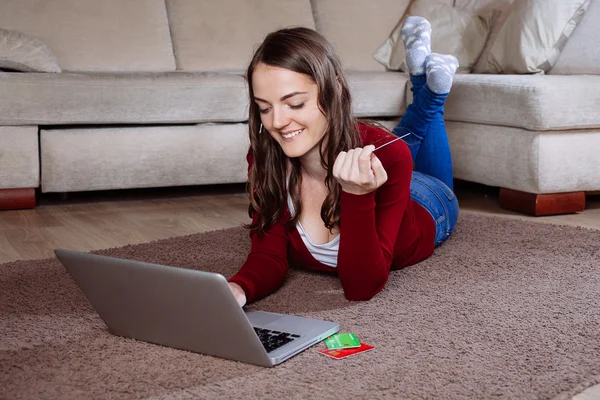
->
[[227, 213, 290, 303], [336, 139, 413, 301], [227, 150, 290, 303]]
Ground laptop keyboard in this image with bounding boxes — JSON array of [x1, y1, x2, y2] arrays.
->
[[254, 327, 301, 353]]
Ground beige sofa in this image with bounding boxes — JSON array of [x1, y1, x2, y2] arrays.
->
[[1, 0, 599, 215]]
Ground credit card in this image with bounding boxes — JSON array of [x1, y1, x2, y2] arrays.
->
[[324, 333, 361, 350], [318, 343, 374, 359]]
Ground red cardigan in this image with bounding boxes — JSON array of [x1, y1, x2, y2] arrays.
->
[[228, 123, 435, 302]]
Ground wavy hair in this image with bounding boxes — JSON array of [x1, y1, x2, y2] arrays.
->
[[245, 27, 362, 235]]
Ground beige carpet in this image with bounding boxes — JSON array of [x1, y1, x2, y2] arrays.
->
[[2, 212, 600, 400]]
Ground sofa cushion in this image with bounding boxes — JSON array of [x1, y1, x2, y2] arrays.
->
[[40, 124, 250, 193], [0, 29, 61, 73], [455, 0, 513, 12], [444, 74, 600, 130], [0, 70, 407, 126], [0, 126, 39, 189], [167, 0, 315, 72], [471, 0, 515, 74], [0, 72, 248, 125], [475, 0, 591, 74], [447, 121, 600, 193], [373, 0, 496, 73], [550, 0, 600, 74], [311, 0, 418, 71], [346, 72, 409, 117], [0, 0, 175, 72]]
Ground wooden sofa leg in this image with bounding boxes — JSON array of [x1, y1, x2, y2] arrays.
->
[[499, 188, 585, 216], [0, 188, 36, 210]]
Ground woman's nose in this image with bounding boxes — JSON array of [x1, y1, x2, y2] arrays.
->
[[271, 106, 290, 130]]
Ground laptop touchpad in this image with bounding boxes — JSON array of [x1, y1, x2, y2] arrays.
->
[[246, 311, 284, 326]]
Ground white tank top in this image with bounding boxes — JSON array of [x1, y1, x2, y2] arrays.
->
[[287, 194, 339, 267]]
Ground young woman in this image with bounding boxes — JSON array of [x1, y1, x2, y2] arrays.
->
[[227, 17, 459, 306]]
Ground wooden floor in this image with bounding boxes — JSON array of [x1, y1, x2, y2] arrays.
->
[[0, 185, 250, 264], [1, 181, 600, 399], [1, 181, 600, 265]]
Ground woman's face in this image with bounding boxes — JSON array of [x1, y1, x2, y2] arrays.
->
[[252, 63, 328, 160]]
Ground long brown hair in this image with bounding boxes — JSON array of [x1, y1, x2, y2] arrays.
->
[[245, 27, 362, 235]]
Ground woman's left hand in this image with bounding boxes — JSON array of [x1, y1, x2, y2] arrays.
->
[[333, 145, 388, 195]]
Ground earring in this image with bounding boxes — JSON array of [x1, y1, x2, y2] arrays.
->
[[259, 123, 263, 133]]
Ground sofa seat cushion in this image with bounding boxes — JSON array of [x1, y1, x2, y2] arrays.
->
[[0, 71, 408, 126], [0, 72, 249, 125], [447, 121, 600, 193], [347, 71, 409, 117], [445, 74, 600, 130], [40, 124, 250, 193]]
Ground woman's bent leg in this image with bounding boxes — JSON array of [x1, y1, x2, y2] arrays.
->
[[413, 104, 454, 190], [394, 53, 458, 190], [394, 85, 454, 189], [394, 82, 447, 155], [393, 73, 426, 151]]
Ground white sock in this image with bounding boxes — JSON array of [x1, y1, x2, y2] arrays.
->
[[401, 16, 431, 75], [425, 53, 459, 94]]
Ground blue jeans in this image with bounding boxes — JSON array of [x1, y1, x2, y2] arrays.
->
[[393, 74, 459, 246]]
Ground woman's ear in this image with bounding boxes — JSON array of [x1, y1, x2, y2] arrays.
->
[[336, 76, 342, 92]]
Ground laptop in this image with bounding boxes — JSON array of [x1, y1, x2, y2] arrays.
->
[[54, 249, 339, 367]]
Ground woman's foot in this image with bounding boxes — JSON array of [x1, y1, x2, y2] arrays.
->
[[425, 53, 459, 94], [401, 16, 431, 75]]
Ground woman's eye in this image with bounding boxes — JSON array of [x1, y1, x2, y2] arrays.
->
[[259, 107, 270, 114], [289, 103, 305, 110]]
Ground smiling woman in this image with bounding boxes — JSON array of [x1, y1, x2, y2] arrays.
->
[[227, 22, 460, 306], [252, 65, 328, 159]]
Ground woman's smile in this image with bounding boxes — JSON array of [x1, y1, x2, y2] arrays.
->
[[281, 128, 304, 140]]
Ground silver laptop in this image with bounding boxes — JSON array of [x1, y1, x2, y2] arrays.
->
[[55, 249, 339, 367]]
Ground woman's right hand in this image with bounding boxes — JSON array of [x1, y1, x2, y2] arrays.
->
[[228, 282, 247, 307], [333, 145, 388, 195]]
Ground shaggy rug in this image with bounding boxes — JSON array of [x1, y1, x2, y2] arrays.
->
[[1, 212, 600, 400]]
